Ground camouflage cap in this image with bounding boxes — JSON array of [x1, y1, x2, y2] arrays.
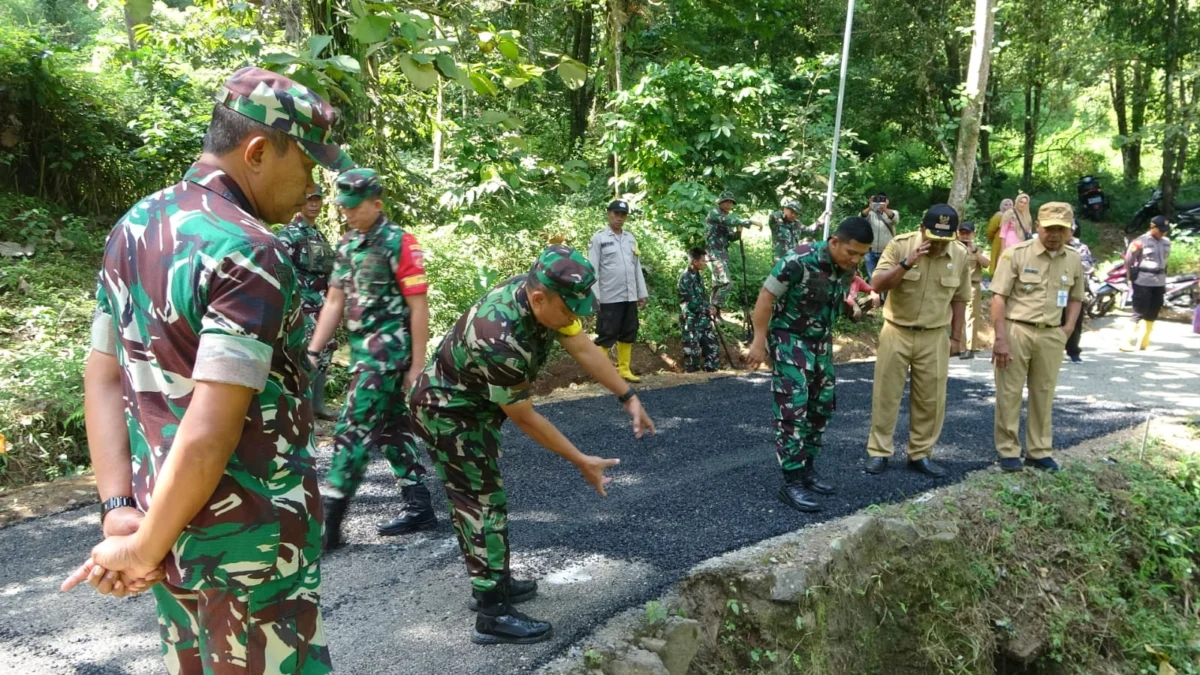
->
[[215, 66, 353, 172], [1037, 202, 1074, 229], [335, 168, 383, 208], [529, 245, 597, 317], [718, 191, 737, 205], [783, 200, 801, 213]]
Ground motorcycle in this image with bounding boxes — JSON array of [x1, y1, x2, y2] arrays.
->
[[1089, 262, 1130, 318], [1127, 189, 1200, 234], [1076, 175, 1109, 222], [1164, 273, 1200, 311]]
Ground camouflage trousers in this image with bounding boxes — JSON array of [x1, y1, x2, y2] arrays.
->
[[301, 312, 336, 373], [709, 252, 733, 309], [772, 352, 836, 471], [327, 369, 426, 499], [411, 405, 509, 593], [680, 311, 719, 371], [152, 562, 331, 675]]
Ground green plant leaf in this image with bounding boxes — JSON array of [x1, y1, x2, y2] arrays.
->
[[470, 71, 498, 96], [481, 110, 509, 124], [307, 34, 333, 58], [261, 52, 298, 66], [497, 39, 520, 62], [434, 54, 460, 80], [327, 55, 361, 74], [398, 54, 439, 90], [558, 56, 587, 90], [502, 75, 530, 89], [350, 14, 392, 44]]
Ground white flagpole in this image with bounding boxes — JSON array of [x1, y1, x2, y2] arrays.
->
[[822, 0, 857, 240]]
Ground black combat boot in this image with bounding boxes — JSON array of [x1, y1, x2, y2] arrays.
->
[[466, 577, 538, 611], [322, 495, 348, 550], [799, 456, 835, 495], [778, 469, 821, 513], [376, 483, 438, 535], [472, 585, 553, 645]]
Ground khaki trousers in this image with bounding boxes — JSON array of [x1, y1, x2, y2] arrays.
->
[[965, 283, 982, 351], [867, 321, 950, 460], [994, 321, 1067, 459]]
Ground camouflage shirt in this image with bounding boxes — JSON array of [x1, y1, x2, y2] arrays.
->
[[705, 208, 746, 256], [678, 268, 709, 316], [330, 214, 428, 372], [277, 215, 335, 315], [762, 241, 852, 366], [768, 211, 803, 260], [89, 162, 321, 591], [411, 275, 571, 422]]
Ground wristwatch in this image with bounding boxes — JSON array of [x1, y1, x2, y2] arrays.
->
[[899, 260, 913, 270], [100, 496, 137, 525], [618, 387, 637, 404]]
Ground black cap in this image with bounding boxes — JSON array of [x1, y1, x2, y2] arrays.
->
[[1150, 215, 1171, 233], [921, 204, 959, 240], [873, 192, 888, 202], [958, 221, 976, 233], [607, 200, 629, 213]]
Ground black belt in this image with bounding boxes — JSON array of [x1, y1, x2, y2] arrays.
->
[[886, 320, 943, 332], [1010, 319, 1058, 329]]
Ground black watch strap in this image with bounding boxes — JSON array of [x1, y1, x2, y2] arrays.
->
[[306, 349, 321, 356], [899, 260, 913, 270], [618, 387, 637, 404], [100, 496, 137, 524]]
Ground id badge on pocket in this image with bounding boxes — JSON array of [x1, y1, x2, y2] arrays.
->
[[1057, 290, 1068, 307]]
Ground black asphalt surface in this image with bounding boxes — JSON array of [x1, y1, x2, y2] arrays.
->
[[0, 364, 1147, 674]]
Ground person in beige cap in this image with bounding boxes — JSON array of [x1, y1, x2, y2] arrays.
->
[[864, 204, 972, 478], [990, 202, 1085, 472]]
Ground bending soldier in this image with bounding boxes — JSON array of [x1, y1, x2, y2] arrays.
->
[[409, 245, 655, 645]]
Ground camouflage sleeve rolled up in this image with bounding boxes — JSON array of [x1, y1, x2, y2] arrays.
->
[[193, 244, 295, 392], [763, 253, 808, 298], [90, 276, 117, 355], [329, 240, 351, 290]]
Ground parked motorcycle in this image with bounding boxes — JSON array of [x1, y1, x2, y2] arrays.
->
[[1076, 175, 1109, 221], [1164, 273, 1200, 310], [1089, 262, 1130, 318], [1127, 189, 1200, 234]]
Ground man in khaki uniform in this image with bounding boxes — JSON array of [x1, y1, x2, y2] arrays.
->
[[991, 202, 1084, 472], [957, 221, 990, 360], [865, 204, 971, 478]]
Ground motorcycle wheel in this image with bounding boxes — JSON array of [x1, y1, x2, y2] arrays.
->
[[1092, 294, 1116, 318], [1126, 212, 1149, 235]]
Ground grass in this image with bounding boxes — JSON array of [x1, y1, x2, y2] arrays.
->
[[694, 427, 1200, 674]]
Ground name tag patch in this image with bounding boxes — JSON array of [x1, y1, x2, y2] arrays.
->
[[1057, 290, 1068, 307], [1023, 268, 1040, 275]]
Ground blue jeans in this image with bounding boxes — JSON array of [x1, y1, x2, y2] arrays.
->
[[865, 251, 886, 302]]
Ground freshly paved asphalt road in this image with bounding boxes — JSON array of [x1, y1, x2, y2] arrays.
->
[[2, 319, 1196, 674]]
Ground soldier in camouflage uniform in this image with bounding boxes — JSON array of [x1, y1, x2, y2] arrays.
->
[[768, 201, 804, 262], [277, 185, 338, 420], [65, 67, 348, 674], [705, 191, 749, 315], [409, 245, 656, 645], [678, 247, 720, 372], [306, 168, 435, 549], [746, 218, 874, 512]]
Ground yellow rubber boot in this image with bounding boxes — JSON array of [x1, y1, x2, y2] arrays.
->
[[1139, 320, 1155, 350], [617, 342, 640, 382], [1119, 320, 1141, 352]]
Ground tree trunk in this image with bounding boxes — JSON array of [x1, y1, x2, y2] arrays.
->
[[1128, 60, 1148, 183], [1111, 61, 1139, 183], [568, 6, 596, 153], [979, 71, 997, 179], [949, 0, 997, 215], [1022, 73, 1034, 191], [608, 0, 626, 196], [1159, 0, 1180, 217]]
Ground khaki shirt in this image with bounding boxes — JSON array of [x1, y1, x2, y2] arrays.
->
[[992, 237, 1085, 326], [877, 230, 972, 328], [958, 240, 985, 283]]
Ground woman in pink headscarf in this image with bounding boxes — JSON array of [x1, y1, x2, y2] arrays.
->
[[998, 193, 1033, 253], [987, 197, 1014, 273]]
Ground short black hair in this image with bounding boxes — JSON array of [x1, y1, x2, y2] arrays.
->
[[688, 246, 707, 261], [832, 217, 874, 245], [202, 104, 292, 157]]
